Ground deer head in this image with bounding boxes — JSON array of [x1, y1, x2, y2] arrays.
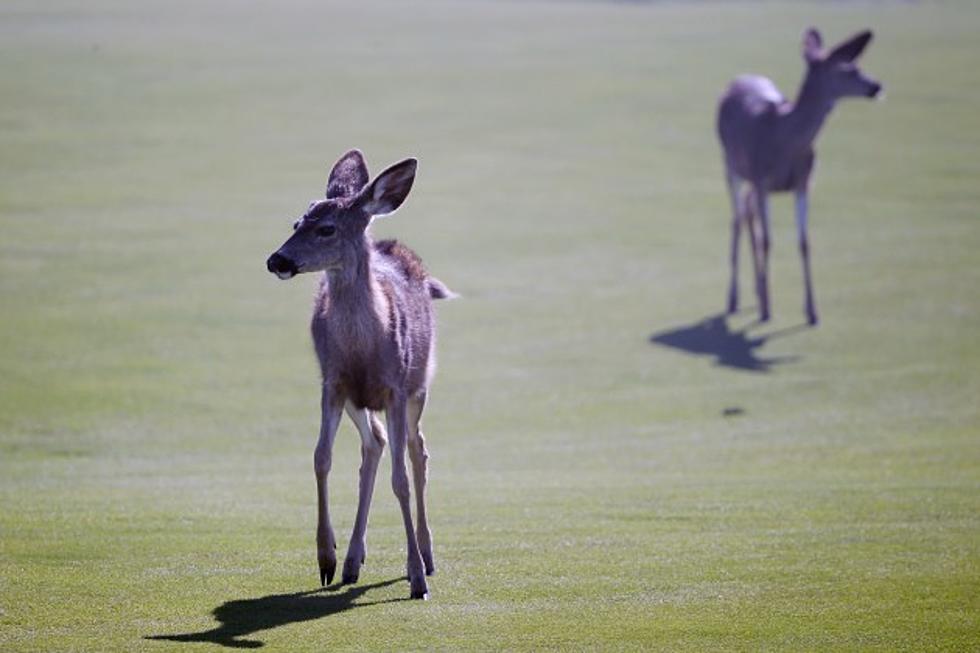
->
[[266, 150, 418, 282], [801, 28, 883, 101]]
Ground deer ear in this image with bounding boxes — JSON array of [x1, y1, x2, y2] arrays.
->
[[326, 149, 370, 199], [828, 30, 873, 63], [356, 158, 417, 217], [802, 27, 823, 63]]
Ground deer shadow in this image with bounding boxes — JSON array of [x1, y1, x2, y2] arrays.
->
[[145, 577, 407, 649], [649, 312, 807, 372]]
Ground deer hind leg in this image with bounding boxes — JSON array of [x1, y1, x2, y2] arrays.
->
[[386, 395, 429, 599], [795, 190, 818, 325], [726, 171, 743, 314], [751, 183, 772, 321], [342, 403, 387, 584], [407, 391, 435, 576], [315, 385, 344, 586], [741, 187, 762, 315]]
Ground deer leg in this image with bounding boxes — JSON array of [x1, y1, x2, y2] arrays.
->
[[742, 188, 762, 312], [795, 190, 818, 325], [342, 403, 387, 584], [752, 184, 772, 321], [387, 395, 429, 599], [314, 385, 344, 586], [407, 392, 435, 576], [725, 172, 742, 314]]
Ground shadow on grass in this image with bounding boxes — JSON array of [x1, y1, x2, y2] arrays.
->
[[650, 312, 807, 372], [146, 577, 407, 649]]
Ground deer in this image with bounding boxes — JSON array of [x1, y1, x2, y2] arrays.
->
[[717, 27, 882, 325], [266, 150, 455, 600]]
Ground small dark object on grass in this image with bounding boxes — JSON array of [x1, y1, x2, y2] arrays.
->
[[723, 407, 746, 417]]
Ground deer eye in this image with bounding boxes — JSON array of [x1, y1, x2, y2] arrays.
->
[[293, 220, 300, 231], [315, 225, 337, 238]]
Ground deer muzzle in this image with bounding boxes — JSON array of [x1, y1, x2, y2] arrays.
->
[[267, 252, 298, 280]]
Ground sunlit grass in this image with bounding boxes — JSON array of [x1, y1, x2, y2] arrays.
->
[[1, 1, 978, 650]]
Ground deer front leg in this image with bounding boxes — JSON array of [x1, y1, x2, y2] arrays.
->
[[725, 172, 743, 314], [342, 403, 386, 584], [387, 395, 429, 599], [315, 384, 344, 586], [752, 183, 772, 321], [795, 190, 818, 325], [407, 392, 435, 576]]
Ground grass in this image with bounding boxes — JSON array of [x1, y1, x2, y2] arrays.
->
[[1, 0, 978, 650]]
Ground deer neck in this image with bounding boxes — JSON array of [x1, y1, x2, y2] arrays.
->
[[326, 237, 382, 315], [781, 72, 836, 154]]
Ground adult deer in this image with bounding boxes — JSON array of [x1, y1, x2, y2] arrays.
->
[[266, 150, 454, 600], [718, 28, 882, 325]]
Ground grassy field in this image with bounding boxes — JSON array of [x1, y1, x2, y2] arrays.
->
[[1, 1, 978, 650]]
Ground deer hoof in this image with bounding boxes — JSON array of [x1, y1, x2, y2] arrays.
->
[[726, 294, 738, 314], [409, 575, 429, 600], [319, 558, 336, 587], [422, 553, 436, 577], [341, 557, 361, 585], [807, 312, 819, 326]]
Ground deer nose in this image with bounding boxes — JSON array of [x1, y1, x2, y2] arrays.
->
[[868, 82, 883, 98], [267, 252, 298, 279]]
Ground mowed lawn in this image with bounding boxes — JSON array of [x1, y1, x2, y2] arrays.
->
[[1, 1, 978, 650]]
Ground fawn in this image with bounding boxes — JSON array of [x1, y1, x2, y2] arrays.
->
[[267, 150, 454, 599]]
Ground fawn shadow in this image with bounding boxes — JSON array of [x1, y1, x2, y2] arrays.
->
[[146, 577, 407, 649], [650, 312, 806, 372]]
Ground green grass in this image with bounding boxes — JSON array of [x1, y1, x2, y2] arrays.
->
[[1, 1, 978, 650]]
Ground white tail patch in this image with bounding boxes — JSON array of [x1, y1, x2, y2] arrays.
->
[[426, 278, 457, 300]]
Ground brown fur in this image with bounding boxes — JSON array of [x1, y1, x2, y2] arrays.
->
[[374, 239, 428, 283]]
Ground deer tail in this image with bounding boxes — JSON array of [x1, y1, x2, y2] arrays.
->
[[426, 277, 458, 300]]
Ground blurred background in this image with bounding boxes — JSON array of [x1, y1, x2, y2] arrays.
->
[[1, 1, 978, 650]]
